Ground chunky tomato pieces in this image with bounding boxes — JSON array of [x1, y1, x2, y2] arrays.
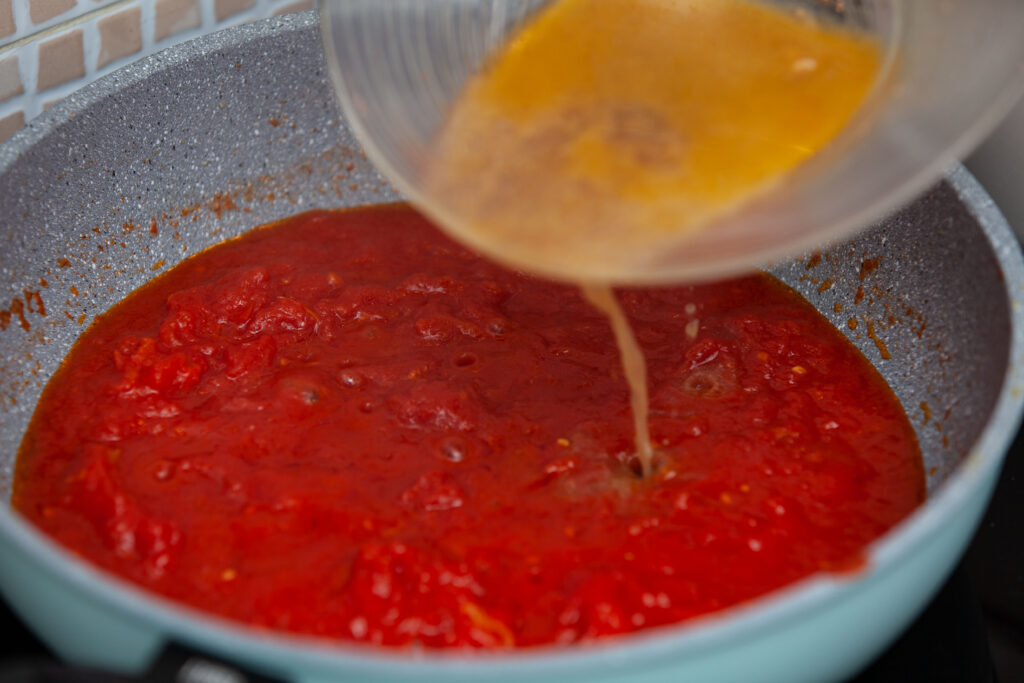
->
[[14, 205, 923, 648]]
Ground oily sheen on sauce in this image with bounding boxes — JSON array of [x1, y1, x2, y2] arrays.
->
[[14, 206, 924, 648]]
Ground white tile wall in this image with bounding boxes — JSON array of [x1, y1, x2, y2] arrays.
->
[[0, 0, 312, 143]]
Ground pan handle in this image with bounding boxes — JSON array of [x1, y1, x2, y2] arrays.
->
[[0, 660, 131, 683], [0, 643, 288, 683]]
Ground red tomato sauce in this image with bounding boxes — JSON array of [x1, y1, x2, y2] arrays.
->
[[14, 205, 924, 648]]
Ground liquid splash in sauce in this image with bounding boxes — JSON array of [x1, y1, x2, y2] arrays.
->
[[424, 0, 884, 474]]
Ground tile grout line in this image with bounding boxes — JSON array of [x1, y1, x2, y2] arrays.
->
[[22, 37, 37, 118], [10, 0, 30, 42], [81, 12, 97, 83], [139, 0, 153, 56], [199, 0, 215, 35], [13, 43, 30, 111]]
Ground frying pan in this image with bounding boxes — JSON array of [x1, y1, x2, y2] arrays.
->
[[0, 12, 1022, 683]]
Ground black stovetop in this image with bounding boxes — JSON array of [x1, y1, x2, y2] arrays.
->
[[1, 428, 1022, 682]]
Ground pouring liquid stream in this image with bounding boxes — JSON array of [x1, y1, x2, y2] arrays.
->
[[424, 0, 884, 476], [580, 284, 655, 477]]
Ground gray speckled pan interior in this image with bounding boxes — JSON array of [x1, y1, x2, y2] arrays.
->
[[0, 10, 1014, 504]]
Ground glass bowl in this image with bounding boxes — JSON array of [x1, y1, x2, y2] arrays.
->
[[320, 0, 1024, 284]]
